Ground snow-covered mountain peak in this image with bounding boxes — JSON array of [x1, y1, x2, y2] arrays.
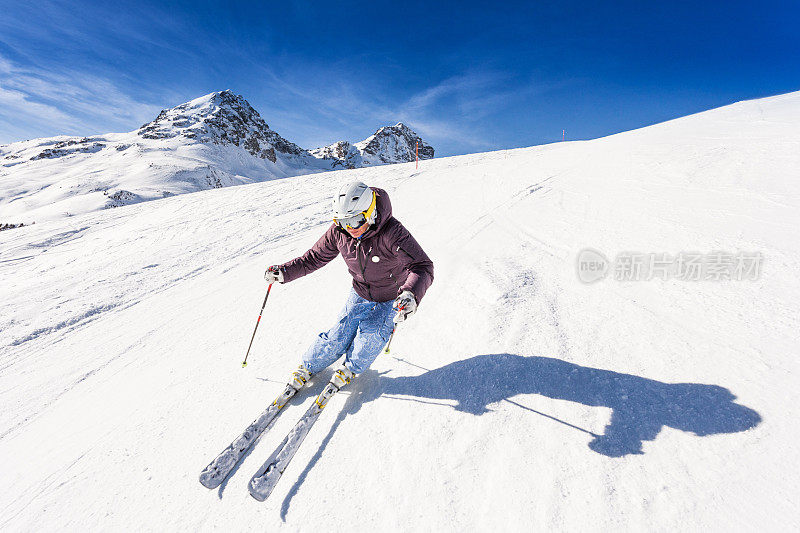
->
[[137, 90, 304, 160], [355, 122, 434, 164], [310, 122, 434, 168]]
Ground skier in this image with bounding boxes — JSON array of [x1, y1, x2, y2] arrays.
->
[[264, 181, 434, 391], [200, 181, 434, 494]]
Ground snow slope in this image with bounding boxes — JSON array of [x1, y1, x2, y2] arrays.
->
[[1, 91, 798, 530]]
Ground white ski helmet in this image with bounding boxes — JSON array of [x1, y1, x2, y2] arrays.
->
[[332, 181, 377, 229]]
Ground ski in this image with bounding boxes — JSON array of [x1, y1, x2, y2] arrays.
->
[[248, 381, 341, 501], [199, 383, 298, 489]]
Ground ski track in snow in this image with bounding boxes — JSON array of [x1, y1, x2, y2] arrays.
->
[[1, 92, 799, 530]]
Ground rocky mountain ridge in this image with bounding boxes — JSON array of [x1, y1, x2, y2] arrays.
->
[[310, 122, 434, 169], [137, 91, 307, 162]]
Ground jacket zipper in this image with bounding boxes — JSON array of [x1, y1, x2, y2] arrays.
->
[[356, 240, 374, 301]]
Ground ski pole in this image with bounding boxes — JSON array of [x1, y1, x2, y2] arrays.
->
[[384, 304, 406, 354], [383, 325, 397, 354], [242, 283, 273, 368]]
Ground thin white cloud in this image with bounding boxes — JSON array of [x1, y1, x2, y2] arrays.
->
[[392, 72, 518, 151], [0, 56, 12, 74], [0, 53, 162, 143], [405, 72, 506, 112], [0, 85, 74, 137], [399, 116, 497, 151], [249, 62, 511, 153]]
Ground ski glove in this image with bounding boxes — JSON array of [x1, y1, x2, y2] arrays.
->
[[393, 290, 417, 323], [264, 265, 284, 284]]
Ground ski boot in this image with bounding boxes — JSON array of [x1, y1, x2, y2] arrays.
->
[[272, 365, 312, 410], [314, 365, 354, 410], [289, 364, 313, 391], [329, 365, 354, 390]]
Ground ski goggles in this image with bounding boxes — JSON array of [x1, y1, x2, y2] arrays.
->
[[334, 191, 377, 230]]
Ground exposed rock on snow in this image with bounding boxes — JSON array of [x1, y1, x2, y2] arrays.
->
[[30, 138, 106, 161], [104, 189, 139, 208]]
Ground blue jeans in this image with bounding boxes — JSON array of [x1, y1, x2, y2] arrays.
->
[[301, 289, 395, 375]]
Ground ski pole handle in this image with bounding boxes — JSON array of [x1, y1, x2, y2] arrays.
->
[[242, 283, 273, 367]]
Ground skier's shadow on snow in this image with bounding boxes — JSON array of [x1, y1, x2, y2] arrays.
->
[[380, 353, 761, 457], [280, 353, 761, 518]]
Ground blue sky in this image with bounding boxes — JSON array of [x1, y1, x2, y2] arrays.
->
[[0, 1, 797, 156]]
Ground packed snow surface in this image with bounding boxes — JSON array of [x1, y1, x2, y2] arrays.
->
[[1, 91, 799, 530]]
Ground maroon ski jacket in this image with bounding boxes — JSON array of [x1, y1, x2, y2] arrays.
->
[[278, 188, 434, 303]]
